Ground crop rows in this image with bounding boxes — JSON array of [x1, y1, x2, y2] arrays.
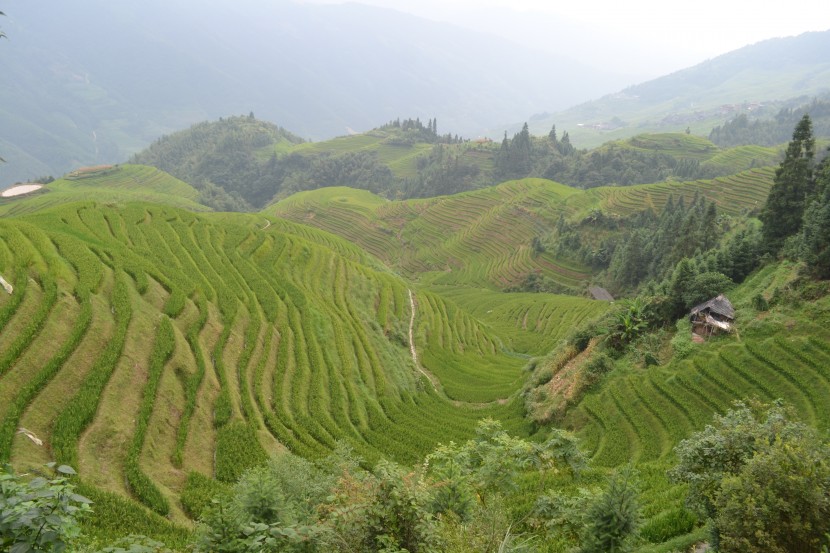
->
[[567, 333, 830, 469], [596, 167, 775, 218], [0, 165, 208, 218], [124, 317, 176, 515], [1, 200, 531, 525], [274, 179, 590, 292]]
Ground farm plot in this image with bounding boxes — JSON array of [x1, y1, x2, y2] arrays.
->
[[274, 179, 592, 292], [0, 199, 531, 528]]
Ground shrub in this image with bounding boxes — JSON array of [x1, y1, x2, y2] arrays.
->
[[639, 508, 697, 543], [0, 464, 92, 552]]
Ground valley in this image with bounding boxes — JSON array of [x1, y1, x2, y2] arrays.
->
[[1, 9, 830, 551]]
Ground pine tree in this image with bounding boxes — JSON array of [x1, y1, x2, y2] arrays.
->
[[549, 124, 558, 144], [559, 131, 574, 155], [581, 468, 640, 553], [760, 114, 815, 252], [800, 156, 830, 278]]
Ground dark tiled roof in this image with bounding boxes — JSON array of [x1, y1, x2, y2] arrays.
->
[[690, 294, 735, 320], [589, 286, 614, 301]]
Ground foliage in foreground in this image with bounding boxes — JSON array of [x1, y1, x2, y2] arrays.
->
[[670, 402, 830, 553], [0, 464, 91, 553], [194, 420, 586, 553]]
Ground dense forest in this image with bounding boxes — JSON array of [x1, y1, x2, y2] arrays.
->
[[709, 97, 830, 147]]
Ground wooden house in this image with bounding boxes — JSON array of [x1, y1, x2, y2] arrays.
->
[[690, 294, 735, 337]]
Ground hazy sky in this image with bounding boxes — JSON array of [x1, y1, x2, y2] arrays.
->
[[301, 0, 830, 79]]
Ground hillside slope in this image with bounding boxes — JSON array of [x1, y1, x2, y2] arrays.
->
[[528, 31, 830, 147], [0, 164, 209, 217], [271, 168, 776, 293], [0, 197, 549, 531]]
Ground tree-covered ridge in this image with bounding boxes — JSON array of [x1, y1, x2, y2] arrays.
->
[[709, 96, 830, 147], [131, 115, 305, 210], [494, 125, 780, 188], [129, 114, 784, 210]]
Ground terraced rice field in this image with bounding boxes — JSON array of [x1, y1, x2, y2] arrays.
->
[[587, 167, 775, 218], [556, 264, 830, 540], [573, 332, 830, 466], [0, 165, 208, 218], [283, 133, 433, 178], [433, 286, 609, 356], [273, 179, 594, 292], [0, 200, 530, 525]]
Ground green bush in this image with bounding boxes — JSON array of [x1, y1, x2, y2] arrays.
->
[[181, 472, 229, 520], [639, 508, 697, 543], [0, 464, 92, 552], [670, 319, 694, 359]]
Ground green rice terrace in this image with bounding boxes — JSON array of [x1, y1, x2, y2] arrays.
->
[[0, 156, 826, 551]]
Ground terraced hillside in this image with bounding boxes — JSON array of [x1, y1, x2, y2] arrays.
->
[[0, 164, 210, 217], [0, 199, 534, 529], [544, 262, 830, 546], [272, 180, 594, 292], [2, 157, 812, 550], [273, 168, 777, 292], [558, 166, 776, 222]]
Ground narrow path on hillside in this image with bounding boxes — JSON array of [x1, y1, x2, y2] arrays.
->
[[408, 289, 439, 392], [261, 219, 272, 231]]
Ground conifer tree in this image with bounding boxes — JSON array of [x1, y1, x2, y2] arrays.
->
[[581, 468, 640, 553], [559, 131, 574, 155], [800, 156, 830, 278], [760, 114, 815, 252], [549, 124, 558, 144]]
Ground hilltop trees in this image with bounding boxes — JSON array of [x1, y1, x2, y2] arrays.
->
[[495, 123, 534, 179], [760, 114, 815, 252]]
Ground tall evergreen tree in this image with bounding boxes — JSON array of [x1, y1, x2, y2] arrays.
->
[[760, 114, 815, 252], [800, 155, 830, 278], [559, 131, 575, 156]]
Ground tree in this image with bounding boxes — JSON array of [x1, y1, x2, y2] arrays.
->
[[800, 155, 830, 278], [682, 271, 733, 309], [580, 468, 640, 553], [669, 402, 830, 552], [548, 124, 558, 144], [760, 114, 815, 252], [715, 435, 830, 553], [320, 461, 439, 553], [0, 464, 92, 553]]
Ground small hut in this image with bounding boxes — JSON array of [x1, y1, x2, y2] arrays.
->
[[689, 294, 735, 337]]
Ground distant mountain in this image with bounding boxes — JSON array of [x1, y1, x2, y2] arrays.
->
[[0, 0, 615, 187], [526, 31, 830, 148]]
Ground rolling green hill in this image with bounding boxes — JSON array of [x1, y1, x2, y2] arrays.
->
[[0, 164, 209, 217], [271, 167, 777, 293], [2, 151, 828, 552], [0, 187, 550, 535], [126, 115, 783, 209]]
